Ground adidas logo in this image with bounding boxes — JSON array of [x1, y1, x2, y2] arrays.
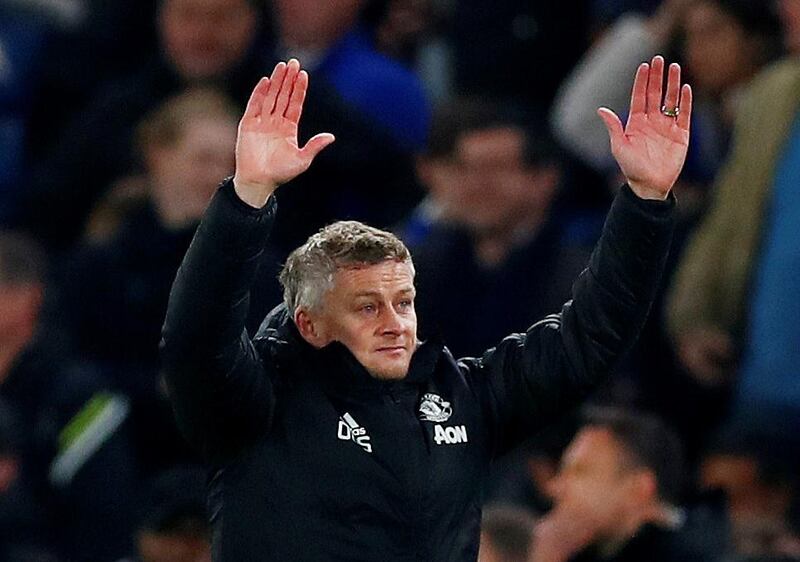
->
[[337, 412, 372, 453]]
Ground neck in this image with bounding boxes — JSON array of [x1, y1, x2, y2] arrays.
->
[[472, 212, 546, 268]]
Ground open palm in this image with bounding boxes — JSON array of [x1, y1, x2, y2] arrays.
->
[[233, 60, 335, 207], [598, 56, 692, 200]]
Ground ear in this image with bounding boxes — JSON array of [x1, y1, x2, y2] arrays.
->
[[294, 308, 332, 349]]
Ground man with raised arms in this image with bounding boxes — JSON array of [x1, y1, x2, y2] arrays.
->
[[161, 56, 692, 561]]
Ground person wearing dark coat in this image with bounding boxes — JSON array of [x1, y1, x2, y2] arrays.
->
[[161, 57, 692, 560], [532, 408, 723, 562], [0, 232, 137, 562]]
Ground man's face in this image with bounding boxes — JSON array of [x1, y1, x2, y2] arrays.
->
[[683, 2, 759, 96], [310, 260, 417, 380], [148, 116, 237, 226], [446, 127, 556, 235], [159, 0, 257, 80], [549, 428, 642, 537]]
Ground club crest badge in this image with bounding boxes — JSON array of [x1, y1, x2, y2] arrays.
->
[[418, 393, 453, 423]]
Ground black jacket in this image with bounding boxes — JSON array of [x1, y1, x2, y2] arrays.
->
[[161, 179, 675, 561]]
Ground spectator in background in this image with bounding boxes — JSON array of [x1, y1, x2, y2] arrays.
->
[[16, 0, 266, 252], [666, 0, 800, 454], [59, 88, 240, 365], [410, 100, 590, 359], [531, 408, 719, 562], [0, 404, 59, 562], [271, 0, 431, 152], [479, 506, 538, 562], [0, 232, 136, 561], [55, 88, 277, 475]]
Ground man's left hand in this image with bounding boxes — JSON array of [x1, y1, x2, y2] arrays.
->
[[598, 56, 692, 200]]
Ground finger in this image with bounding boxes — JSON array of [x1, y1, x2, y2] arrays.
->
[[243, 77, 269, 120], [285, 70, 308, 123], [646, 55, 665, 115], [629, 62, 649, 120], [262, 61, 287, 116], [300, 132, 336, 161], [662, 62, 681, 115], [597, 107, 624, 148], [677, 84, 693, 130], [276, 59, 300, 117]]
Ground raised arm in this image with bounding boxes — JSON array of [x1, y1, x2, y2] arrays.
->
[[471, 57, 691, 454], [160, 60, 334, 459]]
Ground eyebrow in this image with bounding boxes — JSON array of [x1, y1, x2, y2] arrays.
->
[[351, 288, 416, 299]]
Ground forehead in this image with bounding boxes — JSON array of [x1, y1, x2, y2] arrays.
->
[[564, 427, 625, 469], [180, 118, 237, 148], [331, 260, 415, 297], [457, 127, 525, 163]]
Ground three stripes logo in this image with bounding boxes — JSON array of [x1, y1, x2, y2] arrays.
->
[[337, 412, 372, 453]]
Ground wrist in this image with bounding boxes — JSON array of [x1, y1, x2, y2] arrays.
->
[[627, 180, 670, 201], [232, 176, 277, 209]]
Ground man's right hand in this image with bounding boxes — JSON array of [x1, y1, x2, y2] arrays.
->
[[233, 59, 336, 208], [531, 505, 603, 562]]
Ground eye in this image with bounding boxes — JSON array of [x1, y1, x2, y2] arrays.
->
[[398, 299, 414, 310], [359, 304, 377, 314]]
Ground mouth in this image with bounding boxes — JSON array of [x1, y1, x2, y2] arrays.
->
[[375, 346, 407, 355]]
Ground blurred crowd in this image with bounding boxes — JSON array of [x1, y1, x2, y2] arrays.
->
[[0, 0, 799, 560]]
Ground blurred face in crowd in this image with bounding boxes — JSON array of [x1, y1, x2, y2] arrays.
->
[[0, 282, 43, 347], [274, 0, 365, 50], [778, 0, 800, 54], [147, 117, 237, 228], [683, 1, 766, 96], [159, 0, 258, 80], [298, 260, 418, 380], [445, 127, 558, 236], [549, 427, 653, 540]]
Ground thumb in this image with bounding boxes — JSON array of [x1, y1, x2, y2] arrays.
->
[[300, 133, 336, 161], [597, 107, 624, 148]]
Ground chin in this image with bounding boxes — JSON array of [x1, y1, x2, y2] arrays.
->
[[368, 362, 410, 381]]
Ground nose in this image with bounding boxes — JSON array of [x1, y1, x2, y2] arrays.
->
[[380, 306, 405, 336]]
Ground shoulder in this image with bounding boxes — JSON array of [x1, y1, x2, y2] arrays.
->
[[329, 31, 424, 93]]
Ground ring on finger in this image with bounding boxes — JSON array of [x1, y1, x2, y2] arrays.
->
[[661, 105, 680, 118]]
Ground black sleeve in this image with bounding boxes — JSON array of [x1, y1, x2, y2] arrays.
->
[[160, 178, 278, 459], [463, 184, 676, 456]]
